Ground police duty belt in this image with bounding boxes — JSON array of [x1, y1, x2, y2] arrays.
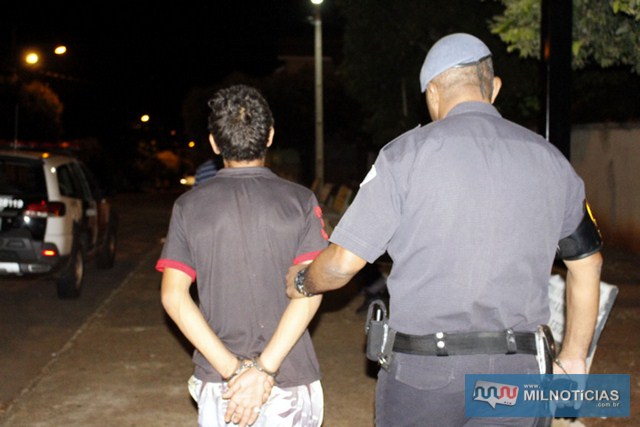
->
[[392, 329, 537, 356]]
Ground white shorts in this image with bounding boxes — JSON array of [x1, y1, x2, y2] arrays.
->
[[188, 375, 324, 427]]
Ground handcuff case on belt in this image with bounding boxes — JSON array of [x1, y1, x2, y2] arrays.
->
[[365, 299, 395, 370], [535, 324, 557, 374]]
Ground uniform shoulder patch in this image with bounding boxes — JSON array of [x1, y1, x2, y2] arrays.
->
[[360, 165, 377, 187]]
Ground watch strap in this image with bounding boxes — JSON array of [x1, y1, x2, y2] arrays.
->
[[295, 267, 315, 297]]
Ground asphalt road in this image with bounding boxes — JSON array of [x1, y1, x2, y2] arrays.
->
[[0, 190, 179, 417]]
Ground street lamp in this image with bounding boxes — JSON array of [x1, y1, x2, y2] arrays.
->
[[311, 0, 324, 186], [13, 45, 68, 147], [22, 45, 66, 67], [24, 51, 40, 65]]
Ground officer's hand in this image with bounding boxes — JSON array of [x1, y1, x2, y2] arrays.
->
[[551, 357, 588, 413]]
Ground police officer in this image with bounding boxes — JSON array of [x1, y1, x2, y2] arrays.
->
[[286, 33, 603, 426]]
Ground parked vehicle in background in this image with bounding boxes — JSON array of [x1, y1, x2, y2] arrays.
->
[[0, 149, 118, 298]]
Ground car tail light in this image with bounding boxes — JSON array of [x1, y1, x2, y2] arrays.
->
[[24, 201, 66, 218], [42, 248, 58, 257], [41, 242, 60, 258]]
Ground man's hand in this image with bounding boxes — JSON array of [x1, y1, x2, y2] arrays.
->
[[286, 264, 308, 299], [223, 364, 275, 427]]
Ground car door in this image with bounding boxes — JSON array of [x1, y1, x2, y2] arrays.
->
[[68, 162, 98, 250], [78, 163, 110, 246], [52, 163, 84, 255]]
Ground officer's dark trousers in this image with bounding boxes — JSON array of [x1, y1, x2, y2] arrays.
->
[[375, 353, 550, 427]]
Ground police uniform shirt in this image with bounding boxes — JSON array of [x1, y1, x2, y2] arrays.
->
[[157, 167, 328, 386], [330, 101, 585, 336]]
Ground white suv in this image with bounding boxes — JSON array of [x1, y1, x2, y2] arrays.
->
[[0, 149, 117, 298]]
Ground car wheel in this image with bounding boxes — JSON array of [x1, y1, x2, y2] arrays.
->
[[96, 222, 117, 269], [57, 245, 84, 299]]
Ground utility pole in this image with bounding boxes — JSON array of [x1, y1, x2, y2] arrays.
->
[[11, 25, 20, 149], [540, 0, 573, 159], [311, 0, 324, 186]]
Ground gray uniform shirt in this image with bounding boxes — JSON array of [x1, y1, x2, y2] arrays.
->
[[157, 167, 328, 386], [331, 102, 585, 335]]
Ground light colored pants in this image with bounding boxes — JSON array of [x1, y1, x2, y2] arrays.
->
[[188, 375, 324, 427]]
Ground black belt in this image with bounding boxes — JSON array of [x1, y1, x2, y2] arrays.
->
[[392, 329, 537, 356]]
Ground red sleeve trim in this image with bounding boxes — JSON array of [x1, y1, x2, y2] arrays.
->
[[155, 259, 197, 281], [293, 250, 323, 265]]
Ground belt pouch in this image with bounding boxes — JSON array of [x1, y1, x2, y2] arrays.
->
[[365, 299, 395, 369], [535, 324, 557, 374]]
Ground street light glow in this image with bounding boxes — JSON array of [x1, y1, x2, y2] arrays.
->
[[311, 0, 323, 4], [25, 52, 40, 65], [140, 114, 150, 122], [14, 44, 69, 148]]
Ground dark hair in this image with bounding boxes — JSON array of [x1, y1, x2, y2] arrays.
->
[[207, 85, 274, 161]]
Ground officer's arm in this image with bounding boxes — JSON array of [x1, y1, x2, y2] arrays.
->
[[554, 201, 604, 375], [286, 243, 367, 298], [555, 251, 603, 375]]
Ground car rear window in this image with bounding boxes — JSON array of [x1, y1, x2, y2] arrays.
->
[[0, 157, 47, 198]]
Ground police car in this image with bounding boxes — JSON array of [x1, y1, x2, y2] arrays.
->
[[0, 149, 118, 298]]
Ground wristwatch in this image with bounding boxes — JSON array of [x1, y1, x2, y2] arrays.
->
[[294, 267, 315, 297]]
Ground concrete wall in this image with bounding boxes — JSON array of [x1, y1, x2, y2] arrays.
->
[[571, 123, 640, 252]]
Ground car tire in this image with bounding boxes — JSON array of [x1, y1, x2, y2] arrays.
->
[[96, 219, 117, 269], [56, 244, 84, 299]]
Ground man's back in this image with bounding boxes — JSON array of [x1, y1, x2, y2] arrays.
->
[[183, 168, 323, 297], [166, 166, 325, 385]]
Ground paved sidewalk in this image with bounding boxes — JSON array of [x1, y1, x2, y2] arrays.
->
[[0, 243, 376, 427], [0, 247, 196, 426]]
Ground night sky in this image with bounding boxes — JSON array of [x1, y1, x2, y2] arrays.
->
[[1, 1, 341, 137]]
